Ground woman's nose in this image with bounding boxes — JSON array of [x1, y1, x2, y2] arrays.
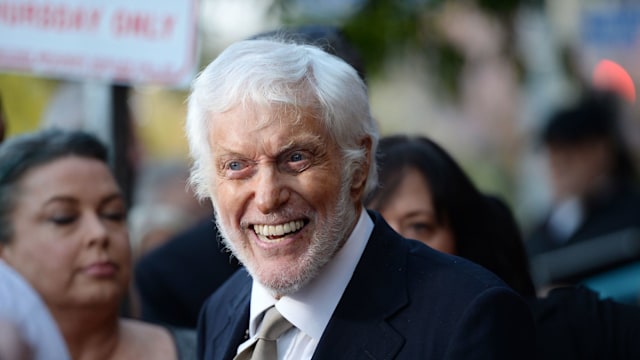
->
[[84, 213, 110, 248]]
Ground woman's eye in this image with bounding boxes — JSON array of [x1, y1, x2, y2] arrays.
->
[[410, 222, 434, 234], [103, 212, 126, 222], [49, 216, 76, 225]]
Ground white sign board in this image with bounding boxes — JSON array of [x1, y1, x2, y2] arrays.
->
[[0, 0, 198, 87]]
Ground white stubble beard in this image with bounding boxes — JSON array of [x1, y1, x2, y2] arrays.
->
[[213, 175, 358, 297]]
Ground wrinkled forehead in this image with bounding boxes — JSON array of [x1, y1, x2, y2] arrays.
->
[[210, 100, 324, 133], [205, 101, 334, 161]]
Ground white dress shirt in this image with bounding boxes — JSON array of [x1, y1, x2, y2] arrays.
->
[[237, 209, 374, 360]]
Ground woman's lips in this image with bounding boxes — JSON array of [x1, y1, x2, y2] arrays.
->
[[84, 262, 117, 277]]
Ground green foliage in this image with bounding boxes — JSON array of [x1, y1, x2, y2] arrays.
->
[[271, 0, 533, 101], [340, 0, 429, 74], [0, 74, 58, 136]]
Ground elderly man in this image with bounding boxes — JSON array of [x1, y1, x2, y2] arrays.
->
[[187, 37, 535, 360]]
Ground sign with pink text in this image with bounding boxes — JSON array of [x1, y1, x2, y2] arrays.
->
[[0, 0, 198, 87]]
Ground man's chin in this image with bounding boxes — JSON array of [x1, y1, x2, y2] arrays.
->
[[252, 262, 312, 297]]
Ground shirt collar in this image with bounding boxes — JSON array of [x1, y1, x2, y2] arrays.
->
[[249, 209, 374, 339]]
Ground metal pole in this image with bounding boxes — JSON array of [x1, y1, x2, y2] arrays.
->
[[110, 84, 135, 209]]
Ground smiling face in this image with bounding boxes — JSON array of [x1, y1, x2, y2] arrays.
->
[[208, 104, 365, 296], [0, 156, 130, 310], [377, 167, 456, 254]]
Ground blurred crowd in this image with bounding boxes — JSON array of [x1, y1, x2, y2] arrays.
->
[[1, 18, 640, 360]]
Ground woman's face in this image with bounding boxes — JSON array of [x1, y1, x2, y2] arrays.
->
[[1, 156, 130, 310], [377, 167, 456, 254]]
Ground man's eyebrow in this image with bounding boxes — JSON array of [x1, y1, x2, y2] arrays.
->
[[278, 134, 324, 152], [212, 133, 325, 160], [213, 145, 245, 158], [277, 140, 297, 154]]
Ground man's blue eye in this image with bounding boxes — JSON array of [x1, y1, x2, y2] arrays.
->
[[290, 153, 304, 162], [229, 161, 244, 170]]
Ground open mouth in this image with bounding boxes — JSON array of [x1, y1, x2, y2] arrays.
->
[[253, 220, 306, 241]]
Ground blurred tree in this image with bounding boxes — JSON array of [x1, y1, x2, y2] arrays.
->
[[0, 94, 5, 142], [0, 74, 58, 136], [272, 0, 539, 101]]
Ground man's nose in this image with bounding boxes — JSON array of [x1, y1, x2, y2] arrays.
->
[[254, 166, 290, 214]]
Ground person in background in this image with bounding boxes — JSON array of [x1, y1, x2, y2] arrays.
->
[[0, 258, 70, 360], [188, 35, 534, 359], [0, 129, 195, 360], [365, 134, 536, 297], [526, 90, 640, 258], [134, 24, 365, 330], [128, 193, 196, 320], [128, 159, 211, 262], [366, 134, 640, 360], [128, 160, 213, 320], [134, 214, 241, 328], [128, 202, 193, 262]]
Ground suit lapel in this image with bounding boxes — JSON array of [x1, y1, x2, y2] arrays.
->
[[313, 211, 408, 359], [209, 271, 252, 360]]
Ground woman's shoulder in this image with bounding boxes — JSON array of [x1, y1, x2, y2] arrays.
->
[[117, 318, 180, 360]]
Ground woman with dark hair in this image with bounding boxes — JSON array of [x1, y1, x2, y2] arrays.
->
[[366, 134, 640, 360], [365, 134, 536, 297], [0, 128, 195, 360]]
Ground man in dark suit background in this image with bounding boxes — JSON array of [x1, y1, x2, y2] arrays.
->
[[186, 35, 535, 359], [134, 216, 240, 328], [526, 91, 640, 259]]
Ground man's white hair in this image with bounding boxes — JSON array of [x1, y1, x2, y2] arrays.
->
[[185, 37, 378, 201]]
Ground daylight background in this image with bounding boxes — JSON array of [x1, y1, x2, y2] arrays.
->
[[1, 0, 639, 235]]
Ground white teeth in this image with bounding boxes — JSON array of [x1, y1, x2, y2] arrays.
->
[[254, 220, 304, 237]]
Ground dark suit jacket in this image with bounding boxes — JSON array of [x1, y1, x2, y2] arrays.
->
[[526, 184, 640, 258], [529, 286, 640, 360], [135, 217, 240, 328], [198, 211, 535, 359]]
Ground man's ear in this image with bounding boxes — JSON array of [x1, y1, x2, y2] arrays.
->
[[351, 136, 372, 200]]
